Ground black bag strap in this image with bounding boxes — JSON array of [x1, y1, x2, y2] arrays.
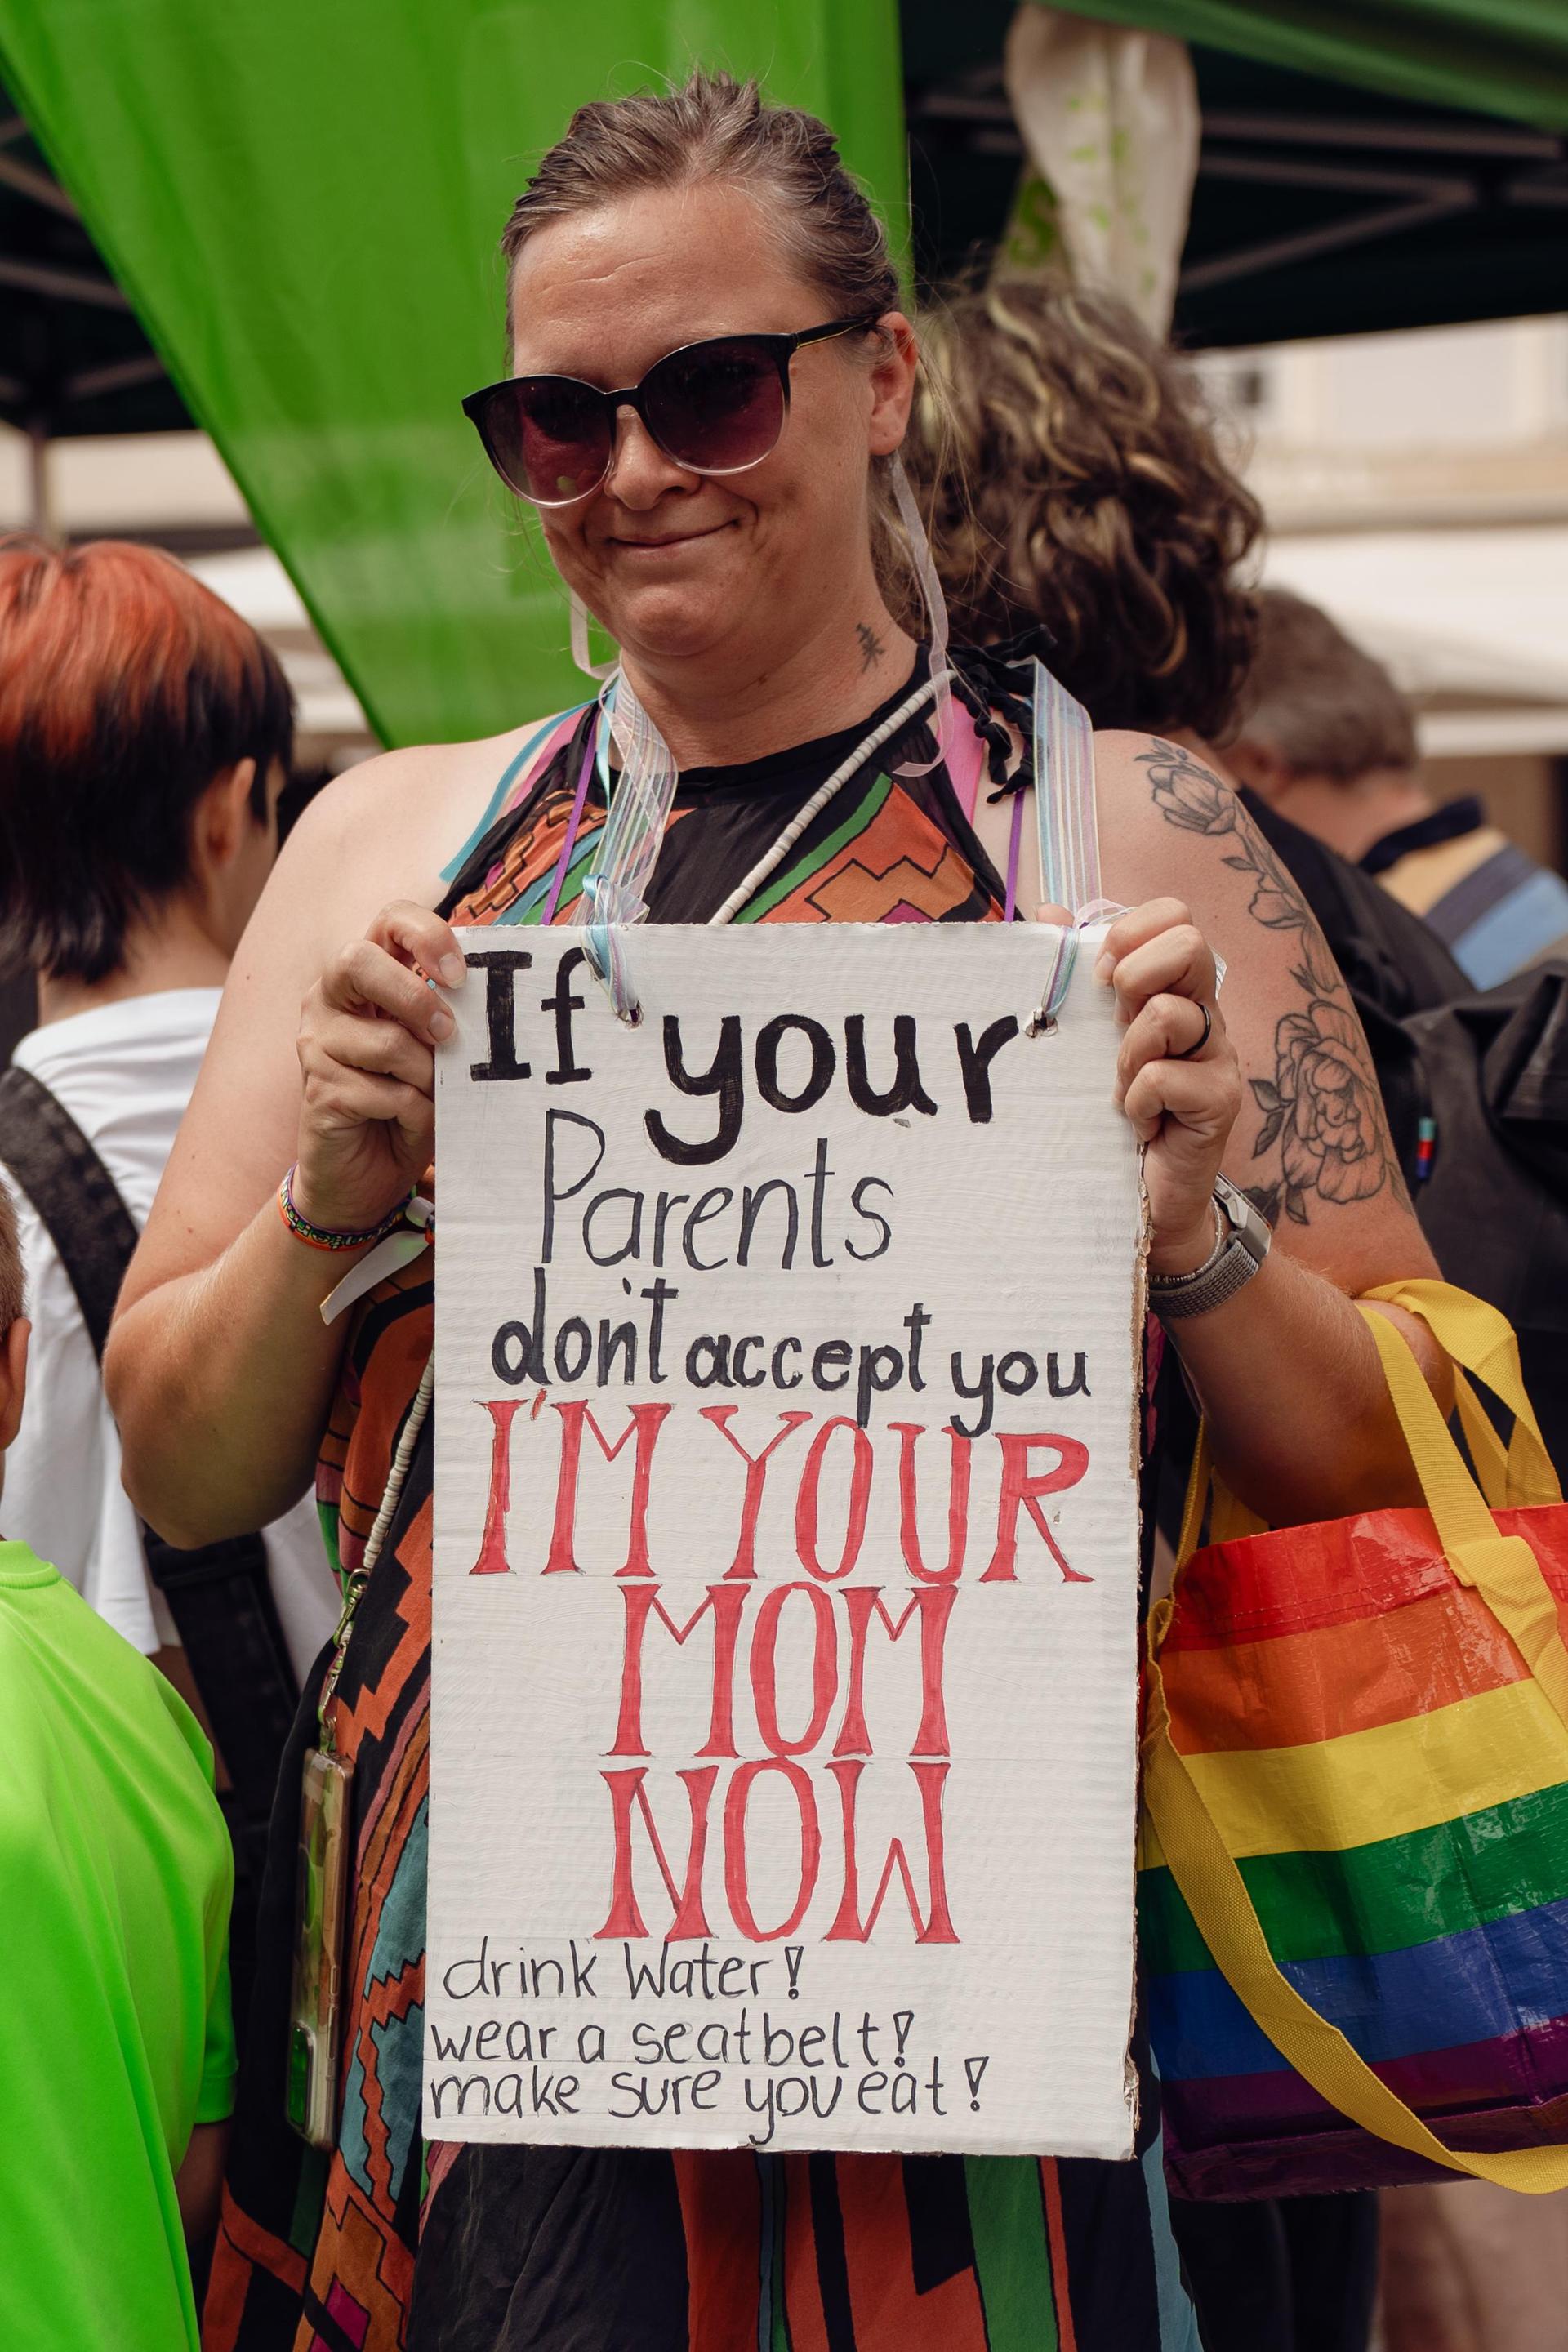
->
[[0, 1061, 300, 1841], [0, 1064, 141, 1356]]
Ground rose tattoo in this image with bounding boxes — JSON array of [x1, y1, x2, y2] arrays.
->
[[1138, 738, 1400, 1224]]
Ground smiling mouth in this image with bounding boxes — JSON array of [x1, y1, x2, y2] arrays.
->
[[608, 521, 733, 553]]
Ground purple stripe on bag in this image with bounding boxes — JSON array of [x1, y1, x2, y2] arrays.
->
[[1165, 2067, 1568, 2201], [1165, 2007, 1568, 2154]]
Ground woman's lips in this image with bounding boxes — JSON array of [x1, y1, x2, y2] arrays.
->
[[608, 521, 732, 555]]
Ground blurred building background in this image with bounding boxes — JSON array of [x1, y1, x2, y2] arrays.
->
[[1199, 310, 1568, 872]]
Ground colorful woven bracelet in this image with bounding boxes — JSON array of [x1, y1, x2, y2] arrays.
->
[[278, 1165, 414, 1254]]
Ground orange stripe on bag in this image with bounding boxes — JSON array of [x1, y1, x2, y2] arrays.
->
[[1162, 1579, 1531, 1753]]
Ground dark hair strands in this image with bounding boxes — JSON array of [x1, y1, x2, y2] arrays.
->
[[0, 1176, 21, 1334]]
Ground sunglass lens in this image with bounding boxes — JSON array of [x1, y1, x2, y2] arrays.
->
[[644, 340, 785, 474], [487, 378, 609, 504]]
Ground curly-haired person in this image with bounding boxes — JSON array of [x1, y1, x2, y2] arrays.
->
[[904, 276, 1464, 1198], [904, 277, 1476, 2352]]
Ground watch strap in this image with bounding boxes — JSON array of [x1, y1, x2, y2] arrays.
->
[[1150, 1178, 1271, 1321]]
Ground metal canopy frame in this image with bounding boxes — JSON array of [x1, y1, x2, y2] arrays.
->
[[903, 21, 1568, 347], [915, 79, 1566, 299], [0, 92, 184, 495]]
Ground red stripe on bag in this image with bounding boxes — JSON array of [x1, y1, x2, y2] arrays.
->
[[1165, 1505, 1568, 1650]]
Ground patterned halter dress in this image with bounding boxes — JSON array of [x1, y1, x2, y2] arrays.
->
[[202, 659, 1200, 2352]]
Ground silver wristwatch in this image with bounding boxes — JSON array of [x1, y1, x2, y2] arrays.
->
[[1148, 1174, 1272, 1320]]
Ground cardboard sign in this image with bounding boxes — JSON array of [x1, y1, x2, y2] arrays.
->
[[428, 924, 1145, 2157]]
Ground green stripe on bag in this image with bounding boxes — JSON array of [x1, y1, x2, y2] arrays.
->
[[1141, 1777, 1568, 1972]]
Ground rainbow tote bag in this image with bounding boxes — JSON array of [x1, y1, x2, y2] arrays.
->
[[1141, 1280, 1568, 2198]]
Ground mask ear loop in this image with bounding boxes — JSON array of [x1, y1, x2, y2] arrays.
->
[[1026, 655, 1115, 1037], [578, 668, 679, 1024], [886, 454, 954, 779], [565, 591, 663, 1018], [570, 589, 617, 684]]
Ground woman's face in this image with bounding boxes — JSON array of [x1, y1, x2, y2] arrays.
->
[[508, 179, 915, 672]]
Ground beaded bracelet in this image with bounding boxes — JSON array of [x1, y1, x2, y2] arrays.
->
[[278, 1165, 415, 1254]]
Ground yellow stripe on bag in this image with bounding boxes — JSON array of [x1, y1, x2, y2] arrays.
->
[[1140, 1676, 1561, 1869]]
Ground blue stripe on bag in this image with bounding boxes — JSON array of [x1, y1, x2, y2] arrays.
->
[[1151, 1894, 1568, 2079]]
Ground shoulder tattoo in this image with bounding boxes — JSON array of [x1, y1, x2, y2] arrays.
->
[[1137, 738, 1405, 1225]]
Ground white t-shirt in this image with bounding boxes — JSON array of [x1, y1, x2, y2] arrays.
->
[[1, 990, 340, 1677]]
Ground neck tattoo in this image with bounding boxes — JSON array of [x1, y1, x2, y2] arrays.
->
[[857, 621, 886, 672]]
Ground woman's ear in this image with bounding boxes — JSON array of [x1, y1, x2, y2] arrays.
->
[[0, 1316, 31, 1459], [868, 312, 919, 457], [192, 757, 260, 878]]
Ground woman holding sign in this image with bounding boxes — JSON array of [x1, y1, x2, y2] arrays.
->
[[109, 70, 1443, 2352]]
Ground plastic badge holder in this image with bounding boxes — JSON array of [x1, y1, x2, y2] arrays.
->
[[287, 1745, 355, 2148]]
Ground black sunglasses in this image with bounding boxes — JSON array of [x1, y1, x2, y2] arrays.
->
[[462, 315, 877, 507]]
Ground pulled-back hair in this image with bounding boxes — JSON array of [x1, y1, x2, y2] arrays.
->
[[906, 278, 1262, 742], [0, 537, 293, 986], [1234, 588, 1418, 780], [499, 69, 919, 616], [501, 71, 898, 324]]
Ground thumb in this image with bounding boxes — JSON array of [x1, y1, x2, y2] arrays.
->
[[1033, 902, 1072, 927]]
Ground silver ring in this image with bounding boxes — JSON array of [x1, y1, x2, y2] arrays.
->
[[1172, 1000, 1213, 1062]]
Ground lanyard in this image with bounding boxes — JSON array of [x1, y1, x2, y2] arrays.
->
[[316, 1356, 434, 1753]]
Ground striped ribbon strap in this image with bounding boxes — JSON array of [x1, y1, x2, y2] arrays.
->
[[581, 671, 678, 1021], [1031, 657, 1100, 920]]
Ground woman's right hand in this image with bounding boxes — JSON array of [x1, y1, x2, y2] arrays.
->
[[292, 900, 466, 1234]]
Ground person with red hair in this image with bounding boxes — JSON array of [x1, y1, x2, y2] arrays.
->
[[0, 536, 338, 1688]]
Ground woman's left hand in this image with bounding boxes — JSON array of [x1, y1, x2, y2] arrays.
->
[[1046, 896, 1243, 1275]]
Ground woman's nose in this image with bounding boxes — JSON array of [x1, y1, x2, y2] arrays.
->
[[604, 404, 695, 506]]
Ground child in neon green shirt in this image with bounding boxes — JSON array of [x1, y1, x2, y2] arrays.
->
[[0, 1184, 235, 2350]]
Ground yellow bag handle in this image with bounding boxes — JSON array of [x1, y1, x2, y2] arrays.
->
[[1453, 1370, 1513, 1512], [1145, 1290, 1568, 2191], [1174, 1425, 1267, 1570], [1357, 1310, 1568, 1729], [1364, 1279, 1560, 1509]]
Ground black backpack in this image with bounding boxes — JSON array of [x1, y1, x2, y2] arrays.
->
[[1247, 795, 1568, 1477], [0, 1062, 303, 2031], [1403, 967, 1568, 1475]]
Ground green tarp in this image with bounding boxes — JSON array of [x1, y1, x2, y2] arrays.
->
[[0, 5, 905, 746], [1051, 1, 1568, 135]]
